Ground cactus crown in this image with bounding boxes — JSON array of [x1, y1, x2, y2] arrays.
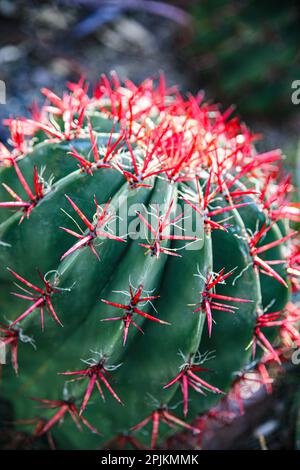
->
[[0, 74, 299, 449]]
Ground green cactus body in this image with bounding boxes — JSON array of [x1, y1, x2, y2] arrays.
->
[[0, 76, 298, 449]]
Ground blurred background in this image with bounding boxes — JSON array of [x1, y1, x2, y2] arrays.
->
[[0, 0, 299, 449]]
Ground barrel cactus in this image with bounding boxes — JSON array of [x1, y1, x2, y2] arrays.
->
[[0, 74, 299, 450]]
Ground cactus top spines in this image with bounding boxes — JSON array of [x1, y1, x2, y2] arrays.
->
[[0, 73, 299, 449]]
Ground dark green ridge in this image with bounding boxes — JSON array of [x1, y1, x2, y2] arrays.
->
[[170, 182, 259, 420], [233, 196, 289, 313]]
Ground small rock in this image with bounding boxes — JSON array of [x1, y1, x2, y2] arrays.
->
[[0, 44, 22, 63]]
